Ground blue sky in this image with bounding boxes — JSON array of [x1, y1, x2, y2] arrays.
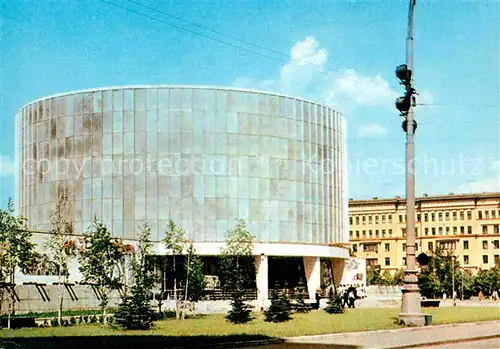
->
[[1, 0, 499, 208]]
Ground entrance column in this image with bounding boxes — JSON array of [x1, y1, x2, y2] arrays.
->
[[255, 254, 269, 303], [303, 257, 321, 299]]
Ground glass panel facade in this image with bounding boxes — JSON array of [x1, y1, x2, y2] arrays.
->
[[17, 87, 347, 245]]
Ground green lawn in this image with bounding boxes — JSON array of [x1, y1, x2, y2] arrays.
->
[[1, 307, 498, 341]]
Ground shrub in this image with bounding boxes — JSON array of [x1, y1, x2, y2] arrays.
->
[[83, 315, 89, 323], [69, 317, 77, 325], [50, 318, 59, 327], [226, 290, 253, 324], [294, 279, 310, 313], [62, 319, 70, 327], [98, 316, 105, 324], [265, 285, 292, 323], [43, 319, 49, 327], [89, 315, 97, 324], [325, 287, 344, 314], [78, 316, 84, 324]]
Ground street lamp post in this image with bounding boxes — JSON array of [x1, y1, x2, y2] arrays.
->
[[452, 255, 456, 307], [396, 0, 425, 326]]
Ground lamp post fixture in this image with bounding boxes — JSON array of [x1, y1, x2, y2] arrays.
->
[[396, 0, 425, 326]]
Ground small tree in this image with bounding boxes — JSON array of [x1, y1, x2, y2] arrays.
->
[[221, 219, 255, 324], [265, 282, 292, 322], [163, 220, 187, 319], [294, 278, 310, 313], [79, 217, 124, 317], [324, 287, 344, 314], [45, 185, 74, 325], [183, 244, 205, 317], [0, 199, 36, 327], [115, 223, 156, 330]]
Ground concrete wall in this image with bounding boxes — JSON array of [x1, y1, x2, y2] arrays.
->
[[0, 284, 122, 315]]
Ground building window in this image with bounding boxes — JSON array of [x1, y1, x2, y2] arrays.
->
[[468, 226, 472, 234], [463, 241, 469, 250], [432, 227, 436, 235], [403, 257, 407, 265], [492, 210, 496, 218], [494, 225, 499, 234], [446, 227, 450, 234], [417, 214, 421, 222], [364, 244, 378, 253], [445, 212, 450, 220], [389, 229, 393, 236], [464, 255, 469, 264], [402, 228, 407, 237], [425, 228, 429, 236], [478, 211, 483, 220], [439, 227, 443, 235], [385, 243, 390, 252], [375, 215, 379, 224], [438, 212, 443, 221], [424, 213, 429, 222], [399, 215, 403, 223], [431, 213, 435, 221], [375, 230, 379, 238], [453, 211, 457, 220], [483, 241, 488, 249], [352, 244, 357, 253], [415, 243, 419, 251], [367, 258, 378, 266], [356, 217, 360, 225], [485, 211, 489, 219], [350, 231, 353, 237], [482, 226, 488, 234], [369, 216, 373, 224], [415, 227, 419, 236], [356, 231, 360, 238], [494, 240, 499, 249], [362, 216, 366, 224], [453, 226, 458, 234], [460, 226, 465, 234], [483, 255, 488, 264], [369, 230, 373, 238], [385, 257, 390, 266], [495, 255, 499, 263], [467, 211, 472, 220], [403, 243, 407, 252], [362, 230, 366, 238], [388, 215, 393, 224], [350, 217, 353, 225], [382, 229, 386, 237], [382, 215, 386, 224], [460, 211, 465, 220], [428, 242, 434, 251]]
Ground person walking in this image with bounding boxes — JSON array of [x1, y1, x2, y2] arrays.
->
[[348, 289, 356, 308]]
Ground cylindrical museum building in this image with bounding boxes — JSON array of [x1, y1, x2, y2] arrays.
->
[[16, 86, 349, 299]]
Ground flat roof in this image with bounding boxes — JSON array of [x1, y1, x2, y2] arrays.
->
[[19, 85, 342, 113], [349, 192, 500, 206]]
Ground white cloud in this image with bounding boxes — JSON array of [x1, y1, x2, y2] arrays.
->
[[324, 69, 398, 107], [233, 36, 399, 109], [0, 156, 15, 177], [279, 36, 327, 93], [459, 176, 500, 194], [356, 123, 389, 139], [418, 90, 434, 105]]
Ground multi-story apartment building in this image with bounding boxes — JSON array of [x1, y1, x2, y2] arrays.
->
[[349, 193, 500, 273]]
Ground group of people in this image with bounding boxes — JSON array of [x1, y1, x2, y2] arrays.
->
[[338, 284, 361, 308]]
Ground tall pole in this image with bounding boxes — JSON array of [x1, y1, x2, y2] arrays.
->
[[399, 0, 425, 326]]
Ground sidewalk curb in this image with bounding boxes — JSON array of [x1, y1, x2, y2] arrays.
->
[[169, 338, 284, 349], [285, 320, 500, 342]]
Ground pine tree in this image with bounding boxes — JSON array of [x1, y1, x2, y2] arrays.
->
[[226, 289, 253, 324], [295, 279, 310, 313], [324, 287, 344, 314], [265, 282, 292, 322], [115, 223, 156, 330]]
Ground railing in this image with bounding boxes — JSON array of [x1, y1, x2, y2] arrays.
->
[[157, 289, 258, 301]]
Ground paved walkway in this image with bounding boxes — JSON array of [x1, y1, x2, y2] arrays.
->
[[285, 321, 500, 349]]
